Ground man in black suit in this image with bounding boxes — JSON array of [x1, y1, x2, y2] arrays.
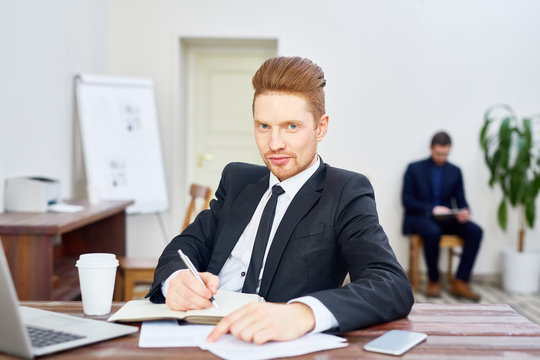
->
[[402, 131, 482, 300], [147, 56, 413, 344]]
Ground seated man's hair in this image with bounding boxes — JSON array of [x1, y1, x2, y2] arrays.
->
[[431, 131, 452, 147], [252, 56, 326, 121]]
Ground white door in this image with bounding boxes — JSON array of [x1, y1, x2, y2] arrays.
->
[[187, 43, 276, 191]]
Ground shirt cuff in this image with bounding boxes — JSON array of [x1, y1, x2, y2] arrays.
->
[[161, 269, 183, 299], [288, 296, 339, 333]]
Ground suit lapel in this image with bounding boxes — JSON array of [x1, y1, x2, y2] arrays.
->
[[258, 163, 326, 298], [207, 175, 268, 274]]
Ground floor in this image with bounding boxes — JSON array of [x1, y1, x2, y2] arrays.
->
[[413, 275, 540, 325]]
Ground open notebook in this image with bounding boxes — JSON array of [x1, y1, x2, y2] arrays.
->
[[108, 290, 264, 325]]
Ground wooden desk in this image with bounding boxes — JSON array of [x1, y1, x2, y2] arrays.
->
[[0, 200, 133, 300], [1, 302, 539, 359]]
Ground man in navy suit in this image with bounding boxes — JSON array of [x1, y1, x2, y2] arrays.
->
[[147, 56, 413, 344], [402, 131, 482, 300]]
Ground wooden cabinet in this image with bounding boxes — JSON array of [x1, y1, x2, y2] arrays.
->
[[0, 200, 132, 300]]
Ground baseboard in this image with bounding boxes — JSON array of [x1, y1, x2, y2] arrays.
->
[[415, 272, 502, 285]]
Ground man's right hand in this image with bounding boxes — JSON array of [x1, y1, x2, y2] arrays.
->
[[432, 205, 451, 215], [165, 270, 219, 311]]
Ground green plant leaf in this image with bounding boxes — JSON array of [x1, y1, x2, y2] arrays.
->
[[508, 175, 519, 206], [480, 105, 540, 236], [499, 172, 509, 197], [487, 150, 500, 186], [499, 117, 512, 144], [519, 178, 532, 206], [525, 199, 535, 228], [479, 119, 491, 150], [533, 174, 540, 195], [498, 117, 511, 168], [497, 199, 507, 230], [515, 136, 531, 169], [523, 118, 532, 148]]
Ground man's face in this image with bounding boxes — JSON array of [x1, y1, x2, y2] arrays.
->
[[431, 144, 451, 166], [253, 92, 328, 181]]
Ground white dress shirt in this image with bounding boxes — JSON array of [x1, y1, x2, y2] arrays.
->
[[162, 157, 338, 333]]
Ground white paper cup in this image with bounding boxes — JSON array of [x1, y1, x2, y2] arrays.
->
[[87, 185, 100, 205], [76, 253, 119, 315]]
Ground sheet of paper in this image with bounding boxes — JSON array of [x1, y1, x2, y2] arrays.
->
[[48, 203, 85, 213], [201, 333, 348, 360], [138, 320, 213, 347], [139, 320, 348, 359]]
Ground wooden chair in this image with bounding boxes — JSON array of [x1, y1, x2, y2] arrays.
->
[[181, 184, 213, 231], [115, 184, 212, 301], [408, 234, 464, 292], [115, 257, 158, 301]]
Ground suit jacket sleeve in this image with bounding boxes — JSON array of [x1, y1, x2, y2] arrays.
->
[[146, 165, 230, 303], [454, 167, 469, 209], [402, 163, 433, 216], [310, 174, 414, 332]]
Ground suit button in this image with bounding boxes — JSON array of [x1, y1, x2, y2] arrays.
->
[[241, 271, 246, 277]]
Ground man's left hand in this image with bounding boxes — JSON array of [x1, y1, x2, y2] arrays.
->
[[207, 302, 315, 344], [455, 208, 470, 223]]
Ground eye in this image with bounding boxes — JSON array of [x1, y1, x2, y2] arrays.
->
[[258, 123, 269, 129], [287, 123, 297, 130]]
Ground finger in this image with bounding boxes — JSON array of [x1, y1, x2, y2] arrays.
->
[[166, 284, 196, 311], [232, 314, 267, 343], [252, 328, 275, 345], [227, 304, 264, 340], [167, 286, 212, 310], [200, 272, 220, 294], [181, 272, 214, 299], [207, 319, 232, 343], [168, 272, 213, 309], [177, 286, 213, 309], [207, 306, 250, 342]]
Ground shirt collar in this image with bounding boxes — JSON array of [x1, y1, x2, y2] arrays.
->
[[429, 157, 447, 168], [268, 156, 320, 198]]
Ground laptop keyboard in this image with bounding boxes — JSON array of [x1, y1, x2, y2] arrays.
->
[[27, 326, 86, 348]]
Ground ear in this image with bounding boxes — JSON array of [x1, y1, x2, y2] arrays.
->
[[316, 114, 329, 142]]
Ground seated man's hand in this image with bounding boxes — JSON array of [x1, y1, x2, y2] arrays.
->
[[165, 270, 219, 311], [207, 302, 315, 345], [455, 208, 470, 223], [433, 205, 451, 215]]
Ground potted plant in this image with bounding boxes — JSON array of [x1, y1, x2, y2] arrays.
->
[[479, 104, 540, 294]]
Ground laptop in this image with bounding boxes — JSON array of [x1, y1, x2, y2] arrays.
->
[[0, 242, 138, 358]]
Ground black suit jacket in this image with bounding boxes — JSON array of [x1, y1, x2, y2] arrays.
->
[[148, 161, 413, 332], [402, 158, 469, 234]]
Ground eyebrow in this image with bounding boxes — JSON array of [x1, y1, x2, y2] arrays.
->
[[253, 119, 300, 125]]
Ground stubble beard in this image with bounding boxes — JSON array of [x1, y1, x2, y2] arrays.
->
[[263, 149, 317, 181]]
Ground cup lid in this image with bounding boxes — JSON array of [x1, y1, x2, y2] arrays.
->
[[76, 253, 118, 267]]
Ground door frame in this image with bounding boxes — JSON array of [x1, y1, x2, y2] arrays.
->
[[179, 38, 277, 208]]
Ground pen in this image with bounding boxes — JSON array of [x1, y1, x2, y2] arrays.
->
[[177, 249, 219, 309]]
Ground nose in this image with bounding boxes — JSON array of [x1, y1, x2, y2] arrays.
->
[[269, 129, 285, 151]]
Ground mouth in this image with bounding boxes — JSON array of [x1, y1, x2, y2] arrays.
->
[[267, 154, 293, 166]]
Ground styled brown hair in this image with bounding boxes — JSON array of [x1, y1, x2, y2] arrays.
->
[[431, 131, 452, 147], [252, 56, 326, 121]]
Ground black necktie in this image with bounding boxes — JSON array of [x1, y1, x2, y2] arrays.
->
[[242, 185, 285, 294]]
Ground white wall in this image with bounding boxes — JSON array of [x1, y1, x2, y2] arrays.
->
[[106, 0, 540, 274], [2, 0, 539, 276], [0, 0, 107, 206]]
